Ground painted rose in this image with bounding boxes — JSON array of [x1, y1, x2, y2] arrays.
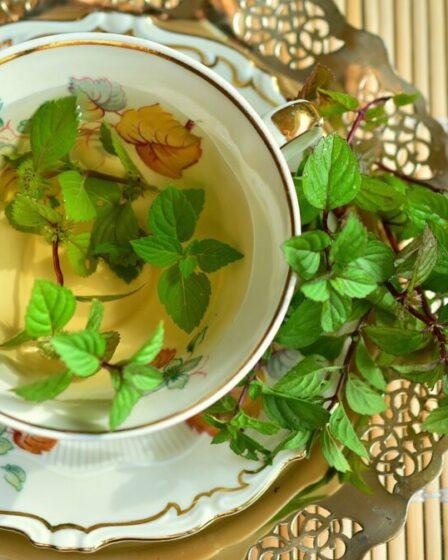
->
[[116, 104, 202, 179], [69, 77, 127, 121], [13, 431, 58, 455], [151, 348, 176, 369]]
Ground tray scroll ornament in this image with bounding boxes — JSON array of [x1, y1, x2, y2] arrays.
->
[[0, 0, 447, 558]]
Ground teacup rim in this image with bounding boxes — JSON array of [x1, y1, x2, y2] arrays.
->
[[0, 33, 300, 439]]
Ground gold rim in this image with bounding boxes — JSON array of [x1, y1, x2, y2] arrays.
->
[[0, 38, 298, 436]]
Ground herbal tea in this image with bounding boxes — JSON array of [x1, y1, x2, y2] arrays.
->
[[0, 78, 252, 429]]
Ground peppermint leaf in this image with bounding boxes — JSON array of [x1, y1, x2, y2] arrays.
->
[[131, 235, 182, 267], [276, 429, 311, 451], [183, 189, 205, 218], [102, 123, 141, 182], [330, 214, 367, 266], [109, 380, 141, 430], [393, 92, 420, 107], [364, 325, 431, 355], [355, 340, 386, 390], [349, 240, 394, 283], [318, 89, 359, 110], [355, 175, 405, 212], [321, 288, 352, 332], [66, 232, 95, 277], [158, 265, 211, 333], [188, 239, 243, 272], [293, 175, 320, 225], [179, 255, 197, 278], [302, 134, 361, 210], [329, 403, 368, 459], [346, 375, 387, 415], [0, 331, 33, 349], [99, 122, 115, 155], [58, 170, 97, 222], [123, 363, 164, 392], [103, 331, 120, 362], [408, 225, 438, 290], [85, 177, 121, 217], [331, 268, 377, 298], [276, 299, 322, 348], [86, 299, 104, 331], [130, 322, 164, 365], [301, 278, 330, 301], [321, 429, 351, 472], [25, 279, 76, 337], [282, 231, 330, 279], [148, 187, 198, 242], [31, 96, 79, 173], [403, 184, 448, 236], [10, 194, 61, 230], [422, 402, 448, 434], [231, 411, 280, 435], [51, 330, 106, 377], [264, 394, 329, 430], [13, 370, 72, 402]]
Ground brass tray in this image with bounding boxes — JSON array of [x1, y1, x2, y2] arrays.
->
[[0, 1, 447, 558]]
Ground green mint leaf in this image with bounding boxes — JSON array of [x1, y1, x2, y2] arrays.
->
[[103, 331, 120, 362], [318, 89, 359, 110], [302, 133, 361, 210], [31, 96, 79, 173], [355, 175, 405, 212], [321, 429, 351, 472], [99, 122, 115, 155], [85, 177, 121, 217], [148, 187, 198, 242], [393, 92, 420, 107], [321, 288, 352, 333], [109, 379, 141, 430], [293, 175, 320, 225], [263, 393, 330, 430], [403, 184, 448, 236], [346, 374, 387, 415], [75, 286, 143, 302], [10, 194, 61, 230], [25, 279, 76, 337], [86, 299, 104, 331], [0, 330, 33, 349], [130, 322, 164, 365], [102, 123, 141, 182], [123, 363, 164, 392], [276, 299, 322, 348], [13, 370, 72, 402], [179, 255, 197, 278], [350, 240, 394, 283], [355, 340, 387, 390], [183, 189, 205, 219], [391, 362, 442, 388], [227, 427, 270, 461], [158, 265, 210, 333], [409, 225, 438, 290], [58, 170, 97, 222], [301, 335, 345, 361], [282, 231, 330, 280], [51, 330, 106, 377], [422, 402, 448, 434], [329, 403, 368, 459], [330, 214, 367, 266], [301, 278, 330, 301], [331, 268, 377, 298], [364, 325, 431, 355], [276, 429, 311, 452], [66, 232, 95, 277], [188, 239, 243, 273], [231, 410, 280, 435], [131, 235, 182, 268]]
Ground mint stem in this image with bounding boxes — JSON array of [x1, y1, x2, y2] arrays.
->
[[346, 96, 392, 145], [374, 161, 439, 192], [52, 239, 64, 286], [326, 335, 357, 411]]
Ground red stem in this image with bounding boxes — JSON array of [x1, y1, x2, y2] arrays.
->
[[327, 336, 357, 411], [52, 239, 64, 286], [375, 161, 439, 192], [347, 96, 392, 145]]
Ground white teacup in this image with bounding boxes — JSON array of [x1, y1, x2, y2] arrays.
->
[[0, 33, 321, 439]]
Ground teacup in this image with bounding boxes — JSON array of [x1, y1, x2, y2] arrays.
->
[[0, 33, 321, 439]]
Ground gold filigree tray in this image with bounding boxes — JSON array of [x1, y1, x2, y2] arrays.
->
[[0, 1, 447, 558]]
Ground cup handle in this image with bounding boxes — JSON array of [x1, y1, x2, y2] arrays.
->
[[262, 99, 323, 172]]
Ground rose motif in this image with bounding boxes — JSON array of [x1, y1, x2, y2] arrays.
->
[[151, 347, 176, 369], [116, 104, 202, 179], [69, 77, 127, 121], [12, 431, 58, 455], [0, 122, 19, 155]]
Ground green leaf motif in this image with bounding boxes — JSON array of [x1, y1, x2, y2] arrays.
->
[[158, 265, 211, 333], [31, 96, 79, 173], [13, 370, 72, 402], [355, 340, 386, 390], [130, 322, 164, 365], [330, 214, 367, 267], [0, 437, 13, 455], [364, 325, 431, 355], [329, 403, 368, 459], [346, 375, 387, 415], [25, 279, 76, 337], [51, 330, 106, 377], [148, 187, 199, 242], [123, 363, 164, 392], [58, 170, 97, 222], [283, 231, 330, 280], [109, 380, 141, 430], [302, 133, 361, 211], [276, 299, 322, 349], [3, 464, 26, 492], [131, 235, 182, 268], [321, 429, 351, 472], [188, 239, 243, 273]]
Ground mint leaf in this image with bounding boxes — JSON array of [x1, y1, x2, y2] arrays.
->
[[330, 214, 367, 266], [183, 189, 205, 218], [364, 325, 431, 355], [321, 429, 351, 472], [422, 402, 448, 434], [346, 375, 387, 415], [282, 231, 330, 279], [101, 123, 141, 182], [179, 255, 197, 278], [158, 265, 210, 333], [355, 175, 405, 212], [103, 331, 120, 362], [321, 288, 352, 332], [109, 379, 141, 430], [130, 322, 164, 365], [58, 170, 97, 222], [403, 184, 448, 236], [85, 177, 121, 217], [13, 370, 72, 402], [188, 239, 243, 272], [123, 363, 164, 392], [263, 394, 329, 430], [131, 235, 182, 267], [51, 330, 106, 377], [293, 175, 320, 225], [276, 429, 311, 451], [318, 89, 358, 110], [302, 134, 361, 210], [301, 278, 330, 301], [86, 299, 104, 331], [31, 96, 79, 173], [148, 187, 197, 242], [66, 232, 95, 277], [276, 299, 322, 348], [331, 267, 377, 298], [75, 286, 143, 302], [99, 122, 115, 155], [408, 225, 438, 290], [329, 403, 368, 459], [25, 279, 76, 337], [349, 240, 394, 283], [10, 194, 60, 230], [0, 331, 33, 349], [231, 410, 280, 435], [355, 340, 386, 390], [393, 92, 420, 107]]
